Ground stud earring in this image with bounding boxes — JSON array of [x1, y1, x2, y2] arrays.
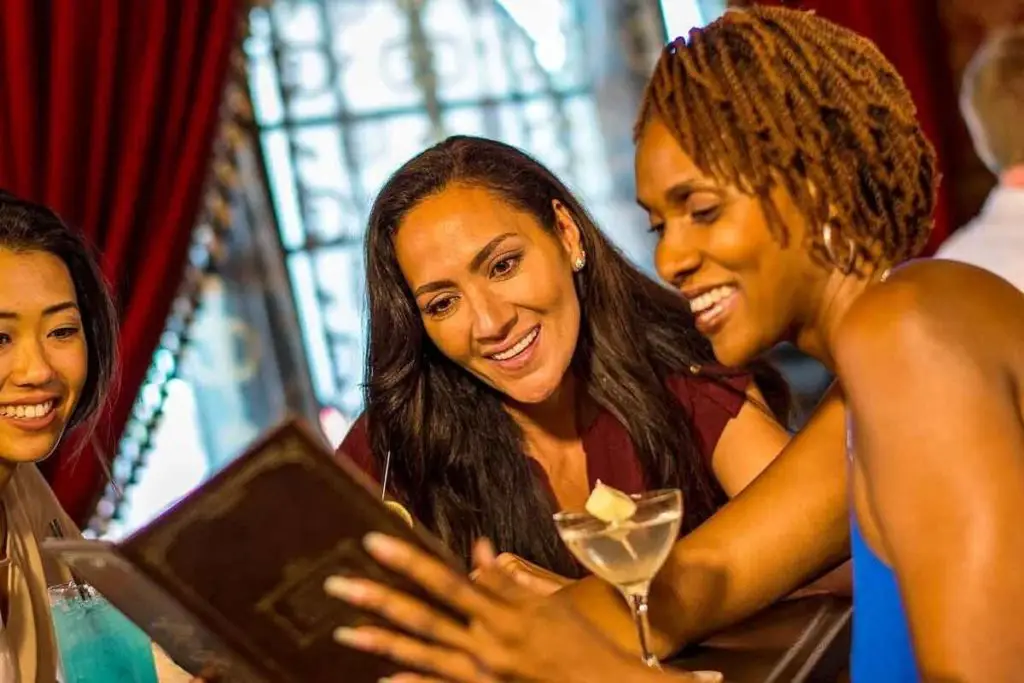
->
[[572, 251, 587, 272]]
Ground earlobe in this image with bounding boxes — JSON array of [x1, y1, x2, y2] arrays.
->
[[551, 199, 583, 260]]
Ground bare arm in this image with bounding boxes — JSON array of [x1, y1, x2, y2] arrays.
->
[[559, 383, 849, 656], [835, 274, 1024, 681], [711, 383, 791, 497]]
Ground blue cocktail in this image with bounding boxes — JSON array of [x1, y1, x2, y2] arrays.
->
[[48, 582, 158, 683]]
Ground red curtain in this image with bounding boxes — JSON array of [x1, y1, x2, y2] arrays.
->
[[0, 0, 241, 524], [742, 0, 957, 252]]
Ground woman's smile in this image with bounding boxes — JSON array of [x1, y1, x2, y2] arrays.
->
[[484, 324, 541, 372]]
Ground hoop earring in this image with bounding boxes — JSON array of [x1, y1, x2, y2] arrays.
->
[[572, 251, 587, 272], [822, 219, 855, 274]]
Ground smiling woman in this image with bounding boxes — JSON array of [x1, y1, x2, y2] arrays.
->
[[336, 135, 795, 581], [0, 191, 192, 681]]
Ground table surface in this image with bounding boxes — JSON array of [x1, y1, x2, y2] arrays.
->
[[667, 595, 852, 683]]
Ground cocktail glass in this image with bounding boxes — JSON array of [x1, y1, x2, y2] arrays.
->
[[48, 581, 158, 683], [553, 489, 682, 668]]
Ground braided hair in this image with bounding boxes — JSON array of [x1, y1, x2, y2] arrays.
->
[[636, 6, 939, 270]]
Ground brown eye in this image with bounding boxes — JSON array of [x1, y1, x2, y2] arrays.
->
[[490, 253, 522, 278], [425, 296, 456, 317], [691, 206, 721, 223], [51, 326, 81, 340]]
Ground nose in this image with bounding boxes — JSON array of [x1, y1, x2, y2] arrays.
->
[[654, 221, 703, 289], [469, 288, 517, 344], [10, 338, 57, 387]]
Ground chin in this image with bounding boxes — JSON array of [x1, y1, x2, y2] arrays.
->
[[0, 430, 65, 465], [499, 375, 563, 405], [710, 335, 764, 369]]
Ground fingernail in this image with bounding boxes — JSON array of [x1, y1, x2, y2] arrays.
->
[[323, 576, 364, 601], [333, 626, 378, 651], [333, 627, 368, 646], [364, 532, 400, 558], [693, 672, 723, 683]]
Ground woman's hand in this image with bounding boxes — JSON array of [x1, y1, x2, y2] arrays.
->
[[324, 533, 719, 683], [469, 553, 574, 597]]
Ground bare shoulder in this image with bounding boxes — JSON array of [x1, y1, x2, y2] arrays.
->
[[834, 259, 1024, 382]]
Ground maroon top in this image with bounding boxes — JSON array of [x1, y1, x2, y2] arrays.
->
[[336, 371, 749, 497]]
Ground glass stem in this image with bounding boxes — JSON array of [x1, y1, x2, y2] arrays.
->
[[627, 588, 660, 669]]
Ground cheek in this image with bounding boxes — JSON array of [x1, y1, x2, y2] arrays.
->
[[706, 213, 777, 272], [422, 317, 472, 364], [58, 343, 90, 396]]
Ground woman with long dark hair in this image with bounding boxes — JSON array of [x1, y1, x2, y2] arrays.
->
[[338, 135, 802, 583]]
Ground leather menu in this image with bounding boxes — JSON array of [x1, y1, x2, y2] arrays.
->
[[43, 418, 463, 683]]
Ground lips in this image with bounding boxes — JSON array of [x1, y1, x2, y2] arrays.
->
[[487, 326, 539, 362], [0, 398, 60, 431], [686, 285, 739, 335], [0, 399, 56, 420], [484, 325, 542, 373]]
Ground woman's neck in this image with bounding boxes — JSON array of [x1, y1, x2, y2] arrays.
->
[[504, 373, 583, 448], [1000, 165, 1024, 189], [0, 462, 15, 499], [793, 267, 888, 371]]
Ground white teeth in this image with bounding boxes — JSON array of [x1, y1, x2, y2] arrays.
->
[[0, 400, 55, 420], [490, 328, 539, 361], [688, 286, 736, 314]]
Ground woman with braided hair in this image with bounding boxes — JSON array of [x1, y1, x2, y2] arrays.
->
[[323, 7, 1024, 682], [628, 6, 1024, 680]]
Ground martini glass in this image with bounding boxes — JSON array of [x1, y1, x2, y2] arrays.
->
[[553, 489, 682, 668]]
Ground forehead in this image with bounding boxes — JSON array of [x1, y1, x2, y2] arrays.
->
[[635, 118, 709, 202], [0, 249, 77, 311], [394, 185, 542, 282]]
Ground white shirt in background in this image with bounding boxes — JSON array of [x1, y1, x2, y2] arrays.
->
[[936, 186, 1024, 292]]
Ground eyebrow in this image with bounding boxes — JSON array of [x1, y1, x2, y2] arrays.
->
[[636, 179, 716, 212], [412, 233, 516, 298], [0, 301, 80, 320]]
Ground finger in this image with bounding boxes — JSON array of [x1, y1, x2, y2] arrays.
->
[[334, 626, 498, 683], [472, 538, 498, 569], [493, 553, 521, 572], [506, 566, 562, 597], [325, 575, 472, 650], [686, 672, 724, 683], [363, 534, 503, 623], [471, 561, 536, 602]]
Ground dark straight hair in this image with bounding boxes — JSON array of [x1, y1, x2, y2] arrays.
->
[[362, 136, 788, 572], [0, 190, 119, 439]]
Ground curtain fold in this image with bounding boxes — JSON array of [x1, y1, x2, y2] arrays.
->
[[735, 0, 958, 252], [0, 0, 242, 524]]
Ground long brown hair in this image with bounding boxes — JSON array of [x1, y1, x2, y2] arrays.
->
[[363, 136, 786, 571]]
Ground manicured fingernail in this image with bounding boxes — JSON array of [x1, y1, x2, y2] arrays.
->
[[334, 626, 371, 647], [324, 576, 365, 601], [364, 532, 400, 558]]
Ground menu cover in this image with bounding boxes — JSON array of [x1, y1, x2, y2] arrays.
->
[[43, 418, 463, 683]]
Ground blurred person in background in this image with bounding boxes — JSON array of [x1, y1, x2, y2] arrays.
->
[[937, 26, 1024, 291]]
